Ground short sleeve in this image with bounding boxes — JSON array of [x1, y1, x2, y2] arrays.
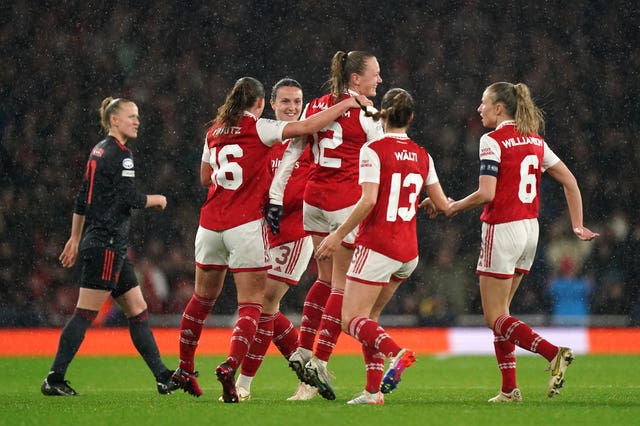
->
[[425, 154, 439, 185], [542, 141, 561, 171], [201, 138, 210, 163], [358, 145, 381, 184], [256, 118, 286, 147], [360, 109, 384, 142], [479, 134, 501, 162]]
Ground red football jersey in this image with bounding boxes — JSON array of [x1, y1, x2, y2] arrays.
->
[[267, 140, 311, 246], [199, 112, 285, 230], [302, 92, 383, 211], [479, 121, 560, 224], [355, 134, 437, 262]]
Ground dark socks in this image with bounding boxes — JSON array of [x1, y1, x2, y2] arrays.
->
[[48, 308, 98, 382], [128, 310, 167, 380]]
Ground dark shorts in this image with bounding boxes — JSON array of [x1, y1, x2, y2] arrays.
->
[[79, 247, 138, 298]]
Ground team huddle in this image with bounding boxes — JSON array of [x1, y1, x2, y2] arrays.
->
[[40, 50, 598, 405]]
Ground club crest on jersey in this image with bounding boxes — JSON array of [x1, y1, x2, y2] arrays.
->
[[122, 158, 134, 169]]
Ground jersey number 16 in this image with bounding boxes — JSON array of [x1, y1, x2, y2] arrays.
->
[[209, 145, 244, 190]]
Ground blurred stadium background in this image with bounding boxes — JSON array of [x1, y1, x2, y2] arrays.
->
[[1, 1, 638, 330]]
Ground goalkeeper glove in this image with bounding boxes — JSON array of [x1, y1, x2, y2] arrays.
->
[[265, 203, 283, 235]]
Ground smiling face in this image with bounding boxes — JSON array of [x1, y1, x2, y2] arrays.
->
[[350, 57, 382, 97], [110, 101, 140, 141], [270, 85, 303, 122]]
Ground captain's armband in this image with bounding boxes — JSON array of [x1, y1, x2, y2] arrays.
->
[[479, 159, 499, 177]]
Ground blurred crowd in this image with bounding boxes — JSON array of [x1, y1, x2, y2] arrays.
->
[[1, 1, 638, 327]]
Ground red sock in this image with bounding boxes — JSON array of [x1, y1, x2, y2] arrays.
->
[[494, 315, 557, 361], [227, 302, 263, 370], [298, 280, 331, 351], [272, 311, 299, 360], [347, 316, 401, 357], [240, 312, 275, 377], [178, 293, 216, 372], [362, 345, 385, 394], [314, 288, 343, 362], [493, 331, 517, 392]]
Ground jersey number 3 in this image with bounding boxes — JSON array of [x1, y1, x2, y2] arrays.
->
[[386, 172, 424, 222]]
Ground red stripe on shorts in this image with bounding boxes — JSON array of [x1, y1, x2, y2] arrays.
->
[[484, 224, 494, 268], [102, 249, 114, 281], [286, 239, 303, 275], [352, 246, 369, 274]]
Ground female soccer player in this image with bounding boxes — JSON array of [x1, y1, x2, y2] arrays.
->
[[235, 78, 317, 401], [315, 88, 450, 404], [446, 82, 599, 402], [170, 77, 371, 403], [267, 50, 384, 400], [41, 97, 175, 396]]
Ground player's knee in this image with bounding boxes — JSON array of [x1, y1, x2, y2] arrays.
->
[[340, 317, 352, 334], [483, 313, 497, 329]]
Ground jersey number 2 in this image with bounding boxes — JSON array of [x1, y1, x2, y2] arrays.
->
[[314, 123, 343, 168]]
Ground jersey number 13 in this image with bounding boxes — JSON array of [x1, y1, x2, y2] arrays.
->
[[386, 172, 424, 222]]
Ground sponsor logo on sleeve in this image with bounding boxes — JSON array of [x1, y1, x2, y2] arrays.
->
[[480, 147, 495, 157], [91, 147, 104, 157]]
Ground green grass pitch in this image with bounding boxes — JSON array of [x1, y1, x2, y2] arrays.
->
[[2, 354, 639, 426]]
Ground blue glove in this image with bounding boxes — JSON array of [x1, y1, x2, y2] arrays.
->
[[265, 203, 284, 235]]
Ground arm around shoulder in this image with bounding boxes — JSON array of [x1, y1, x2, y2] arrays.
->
[[281, 95, 371, 140]]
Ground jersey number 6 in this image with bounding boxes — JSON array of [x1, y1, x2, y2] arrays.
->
[[519, 155, 539, 204], [209, 145, 243, 190]]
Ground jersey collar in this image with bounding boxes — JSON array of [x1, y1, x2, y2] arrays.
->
[[496, 120, 515, 130], [385, 132, 408, 138], [243, 110, 257, 120]]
